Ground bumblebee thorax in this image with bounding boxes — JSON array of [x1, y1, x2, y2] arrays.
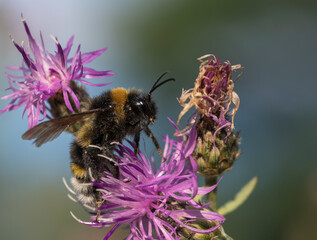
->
[[110, 88, 128, 120]]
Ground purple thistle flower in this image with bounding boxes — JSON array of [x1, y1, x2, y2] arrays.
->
[[0, 18, 113, 128], [71, 123, 225, 240]]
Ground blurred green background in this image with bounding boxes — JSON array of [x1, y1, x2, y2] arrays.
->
[[0, 0, 316, 239]]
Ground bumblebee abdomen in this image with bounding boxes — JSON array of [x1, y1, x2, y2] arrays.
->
[[70, 163, 87, 179], [76, 116, 95, 147], [70, 162, 98, 207], [70, 177, 97, 207]]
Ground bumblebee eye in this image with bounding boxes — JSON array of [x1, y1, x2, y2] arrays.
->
[[136, 98, 146, 107]]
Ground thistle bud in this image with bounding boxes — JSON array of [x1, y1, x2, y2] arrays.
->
[[179, 54, 242, 177], [197, 156, 208, 173], [209, 146, 220, 167]]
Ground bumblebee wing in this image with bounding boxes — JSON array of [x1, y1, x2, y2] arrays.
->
[[22, 109, 105, 147]]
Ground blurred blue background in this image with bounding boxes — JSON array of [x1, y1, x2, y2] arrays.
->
[[0, 0, 316, 239]]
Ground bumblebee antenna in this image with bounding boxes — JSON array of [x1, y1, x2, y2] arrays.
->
[[149, 72, 175, 97], [150, 72, 169, 92]]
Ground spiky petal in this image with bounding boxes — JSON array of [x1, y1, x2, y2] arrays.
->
[[0, 18, 113, 128], [72, 125, 225, 239]]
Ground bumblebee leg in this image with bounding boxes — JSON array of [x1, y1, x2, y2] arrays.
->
[[143, 126, 164, 158], [95, 199, 103, 223], [133, 131, 140, 155]]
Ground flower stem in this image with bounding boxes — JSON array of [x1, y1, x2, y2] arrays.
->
[[205, 175, 218, 210]]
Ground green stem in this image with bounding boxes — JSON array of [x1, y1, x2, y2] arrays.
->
[[205, 175, 218, 210]]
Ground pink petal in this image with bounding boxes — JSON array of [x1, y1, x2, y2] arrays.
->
[[81, 48, 107, 65]]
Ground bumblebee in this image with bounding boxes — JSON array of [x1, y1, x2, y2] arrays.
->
[[22, 72, 174, 207]]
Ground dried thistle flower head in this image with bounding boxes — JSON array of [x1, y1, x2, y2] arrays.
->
[[178, 54, 241, 131]]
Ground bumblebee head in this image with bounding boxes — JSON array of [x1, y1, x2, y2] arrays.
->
[[137, 94, 157, 124], [145, 72, 175, 124], [126, 91, 157, 126], [126, 72, 174, 127]]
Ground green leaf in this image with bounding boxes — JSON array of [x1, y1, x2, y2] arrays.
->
[[194, 193, 204, 203], [218, 176, 258, 216]]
